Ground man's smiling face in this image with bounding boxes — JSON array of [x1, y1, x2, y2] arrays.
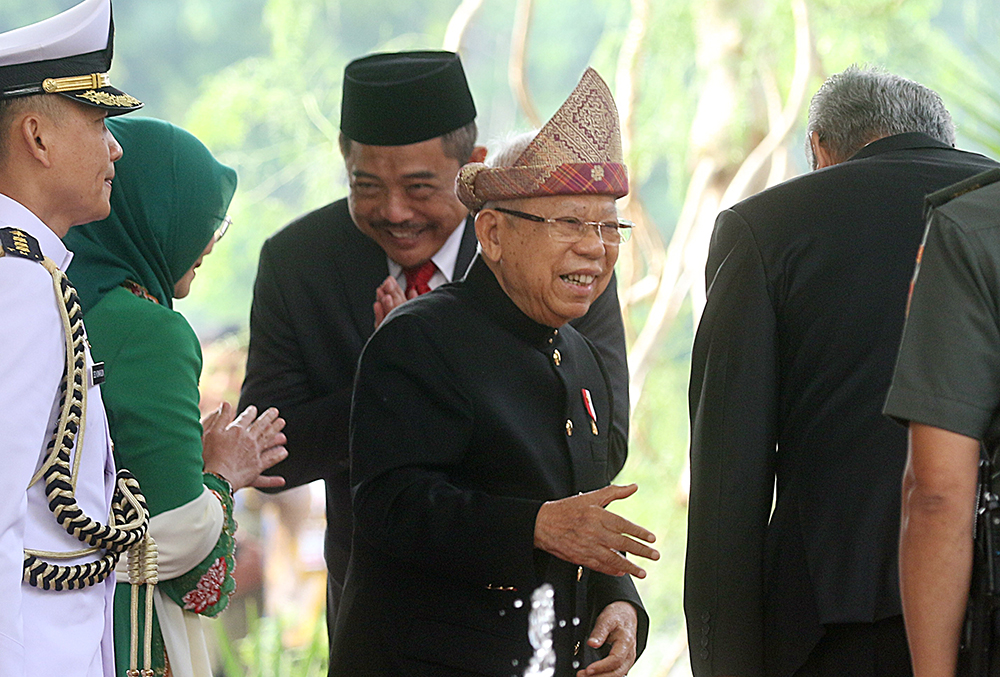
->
[[345, 136, 468, 269]]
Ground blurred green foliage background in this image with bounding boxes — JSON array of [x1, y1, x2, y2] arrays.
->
[[5, 1, 1000, 673]]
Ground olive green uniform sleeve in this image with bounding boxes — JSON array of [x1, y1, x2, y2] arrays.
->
[[886, 188, 1000, 444]]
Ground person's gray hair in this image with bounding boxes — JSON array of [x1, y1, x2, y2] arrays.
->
[[478, 130, 538, 212], [339, 119, 478, 164], [805, 65, 955, 169], [487, 130, 538, 168], [0, 95, 63, 164]]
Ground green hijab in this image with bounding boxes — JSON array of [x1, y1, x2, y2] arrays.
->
[[65, 117, 237, 312]]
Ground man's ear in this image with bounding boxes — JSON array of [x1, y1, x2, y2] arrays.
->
[[810, 131, 837, 170], [469, 145, 487, 164], [474, 209, 503, 263], [19, 114, 53, 168]]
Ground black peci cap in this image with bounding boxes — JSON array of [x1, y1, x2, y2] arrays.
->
[[0, 0, 142, 116], [340, 50, 476, 146]]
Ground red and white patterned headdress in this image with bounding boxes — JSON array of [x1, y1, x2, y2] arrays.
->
[[456, 68, 628, 211]]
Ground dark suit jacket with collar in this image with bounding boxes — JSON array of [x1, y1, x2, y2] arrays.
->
[[238, 197, 630, 608], [685, 133, 999, 677], [330, 256, 645, 676]]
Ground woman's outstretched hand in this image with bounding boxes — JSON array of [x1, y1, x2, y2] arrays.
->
[[202, 402, 288, 491]]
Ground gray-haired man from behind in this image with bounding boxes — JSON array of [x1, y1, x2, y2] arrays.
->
[[685, 65, 999, 677]]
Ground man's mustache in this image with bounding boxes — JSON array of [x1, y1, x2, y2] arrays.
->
[[370, 220, 430, 231]]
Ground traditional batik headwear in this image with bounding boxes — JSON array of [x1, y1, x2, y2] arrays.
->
[[456, 68, 628, 212], [0, 0, 142, 115]]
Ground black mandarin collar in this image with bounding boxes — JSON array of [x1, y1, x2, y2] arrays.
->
[[848, 132, 952, 162], [462, 255, 559, 348]]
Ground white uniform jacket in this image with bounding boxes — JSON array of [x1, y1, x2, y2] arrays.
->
[[0, 194, 116, 677]]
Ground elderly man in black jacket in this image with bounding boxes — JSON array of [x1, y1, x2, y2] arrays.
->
[[238, 52, 632, 646], [331, 68, 657, 677], [685, 66, 999, 677]]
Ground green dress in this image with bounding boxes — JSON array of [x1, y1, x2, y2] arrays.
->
[[64, 116, 238, 677], [89, 286, 237, 676]]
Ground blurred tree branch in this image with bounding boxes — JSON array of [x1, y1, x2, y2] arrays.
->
[[624, 0, 815, 415], [443, 0, 486, 53], [509, 0, 542, 127], [615, 0, 665, 352], [718, 0, 813, 220]]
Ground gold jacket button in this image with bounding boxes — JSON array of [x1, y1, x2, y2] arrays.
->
[[565, 419, 573, 436], [553, 349, 562, 366]]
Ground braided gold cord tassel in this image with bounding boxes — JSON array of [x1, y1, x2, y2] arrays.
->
[[128, 572, 139, 677], [126, 535, 158, 677]]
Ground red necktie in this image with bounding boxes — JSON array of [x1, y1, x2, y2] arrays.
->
[[403, 260, 437, 296]]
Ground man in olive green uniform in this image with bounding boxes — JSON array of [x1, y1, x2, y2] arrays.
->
[[884, 168, 1000, 676]]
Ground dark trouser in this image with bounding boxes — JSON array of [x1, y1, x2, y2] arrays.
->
[[794, 615, 912, 677], [325, 473, 353, 677]]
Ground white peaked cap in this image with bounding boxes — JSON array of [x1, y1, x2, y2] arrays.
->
[[0, 0, 141, 114], [0, 0, 110, 66]]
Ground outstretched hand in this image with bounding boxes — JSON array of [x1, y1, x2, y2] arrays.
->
[[202, 401, 288, 492], [533, 484, 659, 579], [373, 275, 418, 329], [580, 601, 638, 677]]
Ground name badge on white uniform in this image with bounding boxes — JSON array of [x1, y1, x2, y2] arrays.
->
[[90, 361, 105, 387]]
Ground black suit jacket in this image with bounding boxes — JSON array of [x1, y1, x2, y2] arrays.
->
[[330, 257, 645, 676], [685, 133, 999, 677], [239, 198, 630, 592]]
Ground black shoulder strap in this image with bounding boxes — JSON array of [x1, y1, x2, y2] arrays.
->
[[0, 227, 44, 262], [924, 168, 1000, 222]]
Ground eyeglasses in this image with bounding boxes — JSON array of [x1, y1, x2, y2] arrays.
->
[[492, 207, 633, 245], [214, 215, 232, 242]]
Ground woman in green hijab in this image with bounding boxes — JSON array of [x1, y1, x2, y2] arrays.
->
[[65, 117, 288, 677]]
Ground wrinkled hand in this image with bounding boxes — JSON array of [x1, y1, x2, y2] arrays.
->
[[580, 601, 638, 677], [202, 402, 288, 492], [534, 484, 659, 578], [373, 275, 417, 329]]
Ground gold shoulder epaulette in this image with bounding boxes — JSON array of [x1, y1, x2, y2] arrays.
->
[[926, 168, 1000, 213], [0, 227, 44, 262]]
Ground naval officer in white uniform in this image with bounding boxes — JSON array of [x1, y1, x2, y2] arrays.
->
[[0, 1, 143, 675]]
